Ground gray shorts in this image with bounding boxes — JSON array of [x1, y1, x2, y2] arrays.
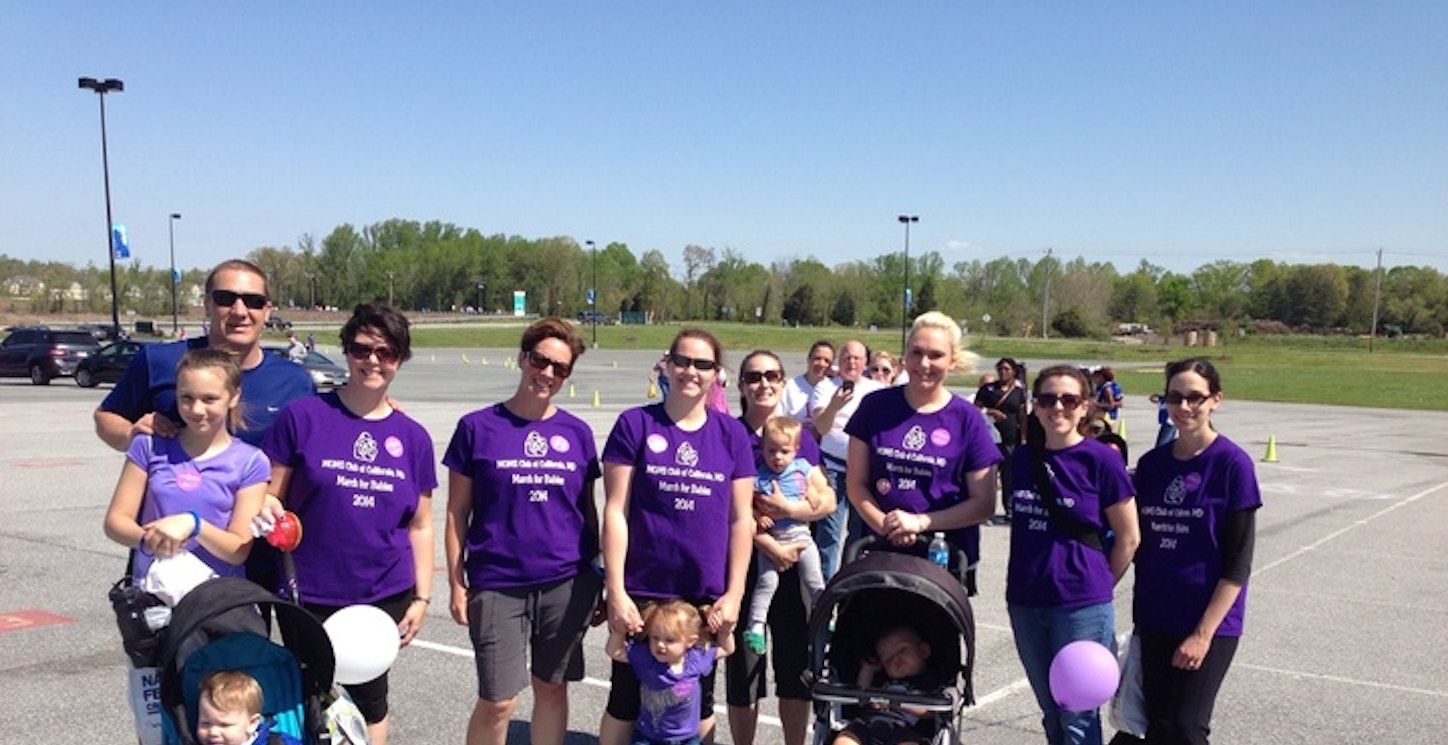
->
[[468, 571, 602, 701]]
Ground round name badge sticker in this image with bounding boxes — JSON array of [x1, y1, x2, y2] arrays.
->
[[646, 434, 669, 453], [875, 478, 891, 495], [930, 428, 951, 447], [549, 435, 571, 453], [385, 436, 404, 458]]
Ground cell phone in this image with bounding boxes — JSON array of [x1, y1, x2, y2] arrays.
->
[[841, 380, 855, 394]]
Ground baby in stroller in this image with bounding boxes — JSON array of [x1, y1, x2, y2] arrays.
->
[[196, 670, 301, 745], [834, 624, 936, 745]]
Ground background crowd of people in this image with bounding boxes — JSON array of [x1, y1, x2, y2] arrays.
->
[[99, 259, 1260, 745]]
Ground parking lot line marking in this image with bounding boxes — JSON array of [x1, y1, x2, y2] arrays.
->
[[410, 638, 786, 728], [0, 609, 77, 632], [1235, 662, 1448, 698], [1254, 480, 1448, 578]]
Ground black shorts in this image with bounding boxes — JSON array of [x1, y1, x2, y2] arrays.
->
[[302, 589, 412, 723], [726, 561, 810, 706]]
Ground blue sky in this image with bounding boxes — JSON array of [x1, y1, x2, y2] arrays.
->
[[3, 3, 1445, 278]]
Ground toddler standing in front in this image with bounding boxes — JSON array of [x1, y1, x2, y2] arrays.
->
[[606, 599, 735, 745], [743, 416, 827, 653]]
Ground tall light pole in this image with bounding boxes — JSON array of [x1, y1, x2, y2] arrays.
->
[[897, 215, 918, 353], [167, 213, 181, 334], [79, 77, 125, 336], [586, 240, 597, 348], [386, 271, 396, 306], [1040, 247, 1054, 339], [305, 272, 316, 309]]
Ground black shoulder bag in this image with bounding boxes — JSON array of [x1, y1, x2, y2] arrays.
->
[[1028, 444, 1104, 552]]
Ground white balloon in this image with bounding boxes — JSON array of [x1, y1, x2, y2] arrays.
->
[[324, 605, 400, 685]]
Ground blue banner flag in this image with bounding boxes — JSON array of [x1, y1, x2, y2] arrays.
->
[[111, 224, 130, 259], [172, 268, 182, 285]]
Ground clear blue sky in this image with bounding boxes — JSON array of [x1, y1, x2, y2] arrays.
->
[[4, 2, 1445, 278]]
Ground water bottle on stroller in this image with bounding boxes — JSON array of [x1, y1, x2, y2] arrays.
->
[[928, 532, 950, 567]]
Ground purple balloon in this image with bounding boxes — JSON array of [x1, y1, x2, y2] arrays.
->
[[1048, 640, 1119, 712]]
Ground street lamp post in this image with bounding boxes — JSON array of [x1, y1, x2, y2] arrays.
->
[[386, 271, 395, 306], [586, 240, 597, 348], [897, 215, 918, 353], [79, 77, 125, 337], [167, 213, 181, 334], [476, 282, 485, 313], [305, 273, 316, 309]]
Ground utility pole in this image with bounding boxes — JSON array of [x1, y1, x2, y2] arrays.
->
[[1368, 248, 1383, 352], [1040, 247, 1054, 339]]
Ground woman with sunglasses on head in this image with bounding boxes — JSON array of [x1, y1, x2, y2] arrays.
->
[[598, 329, 756, 745], [1005, 365, 1140, 745], [845, 312, 1001, 594], [256, 303, 436, 745], [726, 351, 837, 745], [442, 318, 602, 745], [1125, 358, 1260, 745]]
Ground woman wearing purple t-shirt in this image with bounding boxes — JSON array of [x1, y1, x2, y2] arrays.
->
[[259, 303, 437, 745], [726, 350, 837, 745], [1127, 358, 1260, 745], [844, 312, 1001, 590], [599, 328, 756, 745], [1006, 365, 1140, 745], [443, 318, 602, 745]]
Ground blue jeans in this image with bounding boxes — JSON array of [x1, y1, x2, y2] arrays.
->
[[1154, 422, 1178, 450], [1008, 602, 1116, 745], [816, 462, 857, 580]]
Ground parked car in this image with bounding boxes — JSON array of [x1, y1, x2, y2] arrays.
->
[[577, 310, 614, 325], [264, 316, 293, 331], [77, 323, 128, 342], [0, 326, 102, 385], [74, 339, 149, 388], [262, 346, 349, 391]]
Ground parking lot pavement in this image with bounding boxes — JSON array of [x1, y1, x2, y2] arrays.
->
[[3, 347, 1447, 744]]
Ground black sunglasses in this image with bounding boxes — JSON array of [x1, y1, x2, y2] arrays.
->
[[1164, 391, 1212, 407], [345, 341, 400, 364], [740, 369, 784, 385], [867, 366, 893, 375], [1034, 393, 1085, 410], [209, 289, 268, 310], [526, 349, 573, 378], [669, 352, 719, 372]]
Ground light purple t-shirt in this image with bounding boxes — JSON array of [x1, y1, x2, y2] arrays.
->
[[1005, 439, 1134, 608], [442, 403, 601, 590], [126, 434, 270, 582], [602, 405, 753, 601], [627, 643, 716, 742], [261, 393, 438, 606], [843, 387, 1003, 564], [1132, 435, 1262, 637]]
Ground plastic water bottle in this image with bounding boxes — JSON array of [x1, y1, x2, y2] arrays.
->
[[928, 532, 950, 567]]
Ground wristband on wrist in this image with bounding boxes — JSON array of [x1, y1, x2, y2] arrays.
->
[[187, 510, 202, 539], [411, 595, 430, 605]]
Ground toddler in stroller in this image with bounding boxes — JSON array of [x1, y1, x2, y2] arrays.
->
[[196, 670, 301, 745], [806, 548, 976, 745]]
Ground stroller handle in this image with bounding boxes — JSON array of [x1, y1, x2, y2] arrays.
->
[[843, 535, 976, 587]]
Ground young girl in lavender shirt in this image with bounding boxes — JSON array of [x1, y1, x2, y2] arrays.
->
[[606, 600, 735, 745]]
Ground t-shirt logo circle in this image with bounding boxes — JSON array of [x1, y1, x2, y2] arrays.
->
[[903, 425, 927, 451], [175, 470, 202, 492], [675, 442, 699, 468], [549, 435, 571, 453], [930, 428, 951, 447], [384, 436, 404, 458], [525, 430, 549, 457], [646, 434, 669, 453], [1164, 475, 1189, 506], [353, 432, 379, 463]]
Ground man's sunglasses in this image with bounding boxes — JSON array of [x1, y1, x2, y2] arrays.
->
[[1033, 393, 1085, 410], [740, 369, 784, 385], [345, 341, 400, 364], [526, 349, 573, 378], [669, 352, 719, 371], [209, 289, 268, 310]]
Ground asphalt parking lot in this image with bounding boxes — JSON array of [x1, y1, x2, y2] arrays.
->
[[2, 346, 1445, 744]]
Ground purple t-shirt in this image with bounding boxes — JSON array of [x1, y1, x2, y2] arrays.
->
[[261, 393, 438, 606], [126, 434, 270, 582], [442, 403, 601, 590], [602, 405, 753, 601], [627, 643, 716, 742], [1131, 435, 1262, 637], [843, 387, 1003, 565], [1005, 439, 1134, 608]]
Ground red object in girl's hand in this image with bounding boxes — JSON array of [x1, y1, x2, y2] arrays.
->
[[267, 511, 303, 551]]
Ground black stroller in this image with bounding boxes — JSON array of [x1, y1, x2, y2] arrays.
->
[[805, 538, 976, 745], [153, 577, 338, 744]]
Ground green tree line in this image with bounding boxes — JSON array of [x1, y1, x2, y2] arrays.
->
[[4, 217, 1447, 337]]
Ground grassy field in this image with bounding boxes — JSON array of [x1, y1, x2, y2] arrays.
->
[[404, 322, 1448, 412]]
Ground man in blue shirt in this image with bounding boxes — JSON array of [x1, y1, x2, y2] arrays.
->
[[94, 259, 314, 450]]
